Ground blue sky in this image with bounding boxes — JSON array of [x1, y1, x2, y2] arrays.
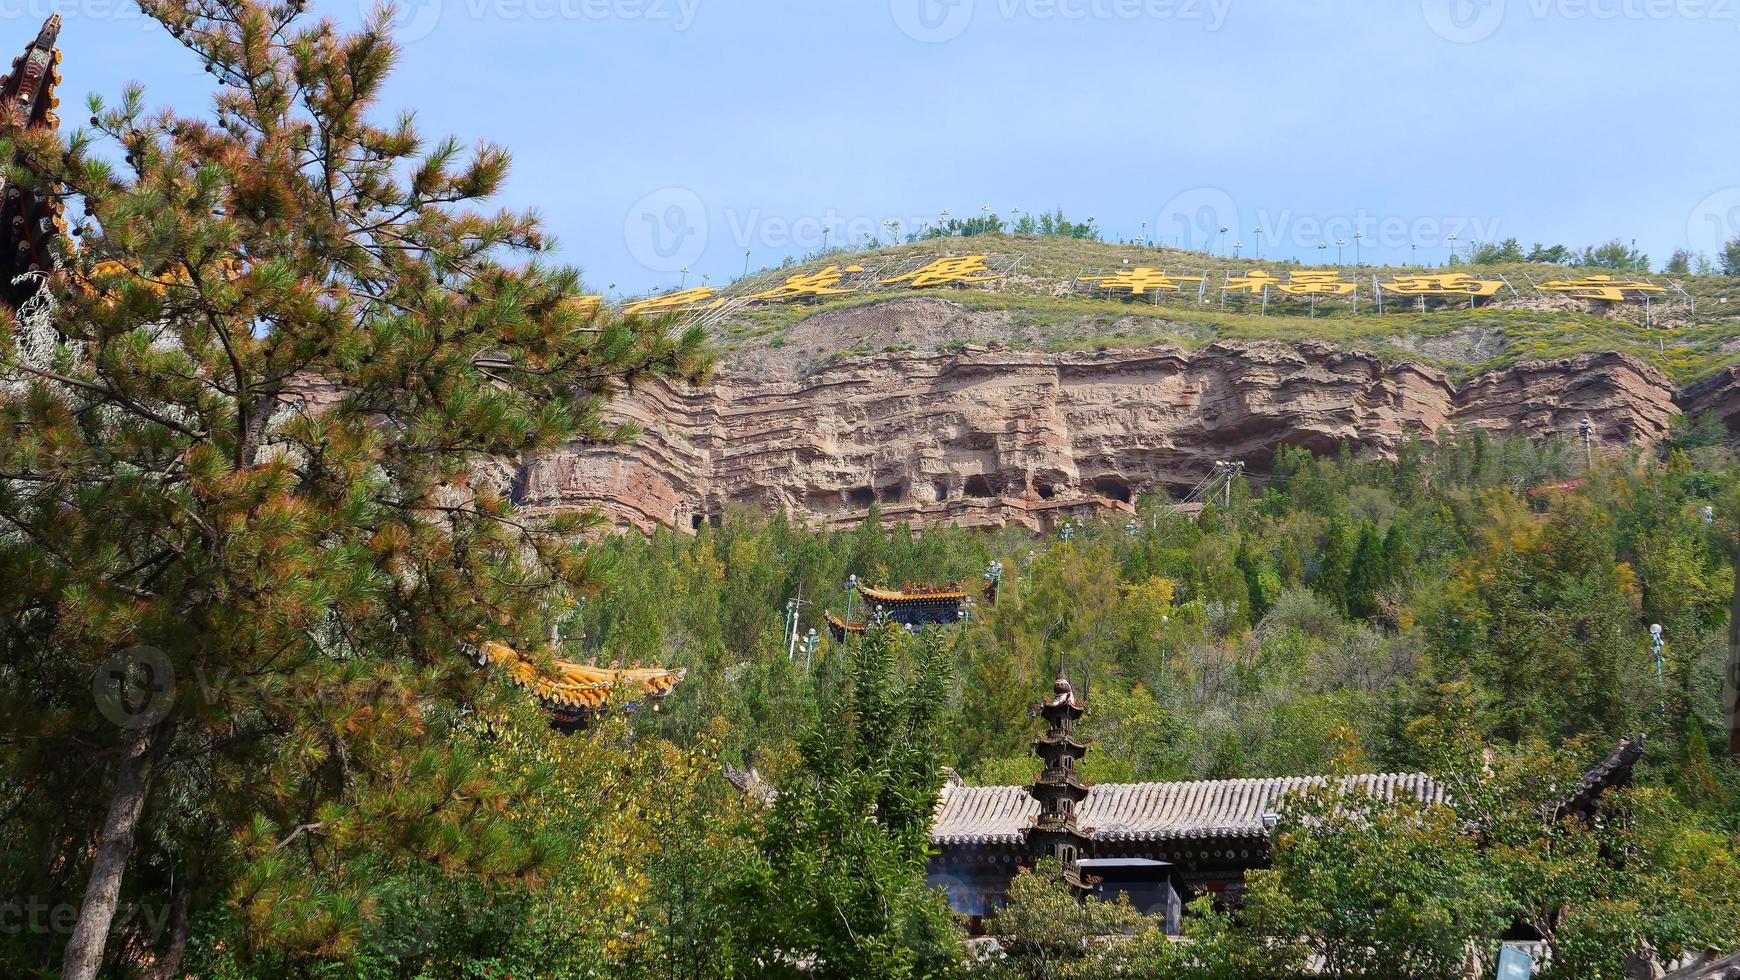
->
[[46, 0, 1740, 293]]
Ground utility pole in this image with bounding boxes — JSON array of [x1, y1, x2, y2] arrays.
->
[[784, 589, 807, 659]]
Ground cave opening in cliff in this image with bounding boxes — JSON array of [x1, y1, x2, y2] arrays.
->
[[878, 482, 907, 504], [1093, 476, 1132, 504], [1035, 483, 1057, 500], [848, 487, 876, 508], [964, 475, 995, 498]]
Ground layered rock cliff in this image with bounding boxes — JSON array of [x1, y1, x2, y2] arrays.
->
[[507, 340, 1706, 533]]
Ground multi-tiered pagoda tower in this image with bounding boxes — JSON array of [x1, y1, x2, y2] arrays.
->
[[1027, 670, 1093, 894], [0, 16, 64, 310]]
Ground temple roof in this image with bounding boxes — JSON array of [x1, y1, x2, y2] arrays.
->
[[479, 640, 685, 714], [857, 582, 968, 604], [930, 773, 1445, 847], [825, 611, 867, 634]]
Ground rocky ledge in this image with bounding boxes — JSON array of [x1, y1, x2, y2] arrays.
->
[[498, 339, 1724, 533]]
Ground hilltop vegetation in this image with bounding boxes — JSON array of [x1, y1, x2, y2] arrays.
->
[[709, 234, 1740, 385]]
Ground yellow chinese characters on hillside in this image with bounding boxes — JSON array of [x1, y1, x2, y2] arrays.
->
[[1222, 270, 1284, 295], [744, 265, 865, 303], [880, 256, 1003, 289], [1280, 271, 1357, 297], [621, 287, 724, 317], [1537, 275, 1668, 302], [1222, 270, 1356, 297], [1077, 268, 1205, 297], [1381, 273, 1505, 298]]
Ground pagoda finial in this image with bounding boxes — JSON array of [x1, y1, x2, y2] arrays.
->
[[34, 14, 61, 49]]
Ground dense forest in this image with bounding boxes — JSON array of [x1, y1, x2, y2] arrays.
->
[[173, 427, 1740, 978]]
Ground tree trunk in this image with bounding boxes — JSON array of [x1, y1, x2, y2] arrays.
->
[[144, 880, 192, 980], [61, 723, 159, 980]]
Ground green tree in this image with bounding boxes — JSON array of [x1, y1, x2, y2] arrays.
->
[[1239, 787, 1503, 979], [728, 625, 963, 978], [1345, 523, 1388, 620], [1722, 236, 1740, 277], [0, 3, 705, 976]]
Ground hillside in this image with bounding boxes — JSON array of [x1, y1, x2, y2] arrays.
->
[[689, 234, 1740, 385]]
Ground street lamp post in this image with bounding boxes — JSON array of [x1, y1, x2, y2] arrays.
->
[[1336, 238, 1346, 265], [1448, 233, 1458, 266], [801, 629, 820, 671], [1353, 231, 1363, 267], [1253, 226, 1263, 261]]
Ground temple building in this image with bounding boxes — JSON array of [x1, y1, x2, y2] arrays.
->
[[0, 16, 65, 310], [479, 640, 685, 731], [826, 579, 996, 641], [926, 670, 1644, 927]]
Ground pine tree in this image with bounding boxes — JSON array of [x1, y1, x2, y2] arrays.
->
[[1346, 523, 1388, 620], [0, 3, 706, 976], [728, 625, 962, 977]]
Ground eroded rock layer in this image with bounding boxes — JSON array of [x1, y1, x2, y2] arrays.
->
[[508, 340, 1697, 533]]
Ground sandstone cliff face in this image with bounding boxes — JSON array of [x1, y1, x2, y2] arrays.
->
[[1681, 365, 1740, 434], [508, 340, 1693, 533]]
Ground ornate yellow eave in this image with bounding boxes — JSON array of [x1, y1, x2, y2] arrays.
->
[[479, 640, 685, 713], [856, 582, 968, 603]]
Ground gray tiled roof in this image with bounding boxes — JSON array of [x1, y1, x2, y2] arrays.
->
[[930, 773, 1445, 847]]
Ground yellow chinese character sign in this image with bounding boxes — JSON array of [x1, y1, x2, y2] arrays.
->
[[1222, 270, 1284, 295], [880, 256, 1003, 289], [622, 287, 724, 317], [1078, 268, 1205, 297], [744, 265, 865, 303], [1537, 275, 1668, 302], [1278, 271, 1358, 297], [1381, 273, 1505, 298]]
